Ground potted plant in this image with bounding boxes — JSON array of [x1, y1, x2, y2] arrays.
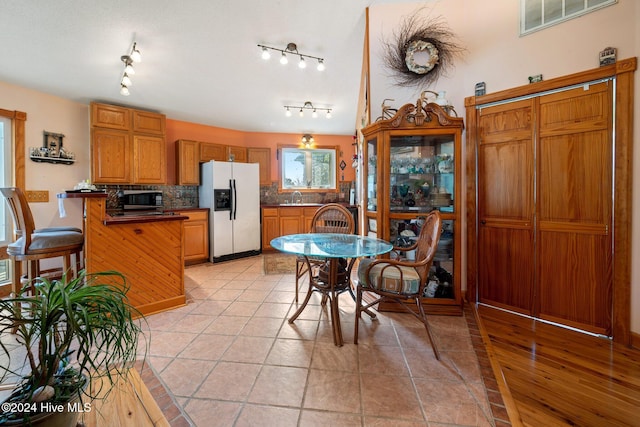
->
[[0, 270, 145, 426]]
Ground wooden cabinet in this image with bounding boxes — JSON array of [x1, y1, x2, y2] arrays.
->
[[91, 128, 131, 183], [90, 102, 167, 185], [361, 100, 464, 315], [200, 142, 227, 162], [261, 205, 322, 251], [133, 135, 166, 184], [179, 209, 209, 265], [200, 142, 247, 163], [228, 145, 247, 162], [248, 147, 271, 185], [91, 103, 130, 131], [261, 207, 279, 251], [176, 140, 200, 185]]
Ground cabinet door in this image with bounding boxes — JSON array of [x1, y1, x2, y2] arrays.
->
[[200, 143, 227, 162], [278, 207, 302, 236], [261, 208, 279, 251], [176, 140, 200, 185], [133, 135, 167, 184], [91, 128, 131, 183], [132, 110, 165, 135], [182, 210, 209, 264], [228, 146, 247, 163], [91, 103, 130, 130], [247, 147, 271, 185]]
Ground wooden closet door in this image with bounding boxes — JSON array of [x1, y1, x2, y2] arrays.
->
[[536, 82, 613, 335], [477, 99, 535, 314]]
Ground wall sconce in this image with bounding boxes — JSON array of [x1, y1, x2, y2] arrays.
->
[[301, 134, 314, 148], [258, 42, 325, 71], [284, 101, 332, 119], [419, 90, 457, 116], [119, 42, 142, 96]]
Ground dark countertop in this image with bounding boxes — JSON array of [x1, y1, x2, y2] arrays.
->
[[261, 203, 357, 208], [104, 211, 188, 225]]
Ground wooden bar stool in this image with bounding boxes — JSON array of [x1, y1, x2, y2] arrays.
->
[[1, 187, 84, 298]]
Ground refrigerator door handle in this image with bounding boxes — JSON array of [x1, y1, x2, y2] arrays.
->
[[229, 179, 234, 221], [232, 179, 237, 220]]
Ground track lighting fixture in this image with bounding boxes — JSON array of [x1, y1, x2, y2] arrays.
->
[[119, 41, 142, 96], [258, 42, 325, 72], [284, 101, 332, 119]]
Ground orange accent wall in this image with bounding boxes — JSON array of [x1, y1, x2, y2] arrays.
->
[[166, 118, 356, 185]]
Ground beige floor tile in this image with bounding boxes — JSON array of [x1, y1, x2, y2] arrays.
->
[[311, 341, 358, 372], [357, 343, 410, 376], [179, 333, 234, 360], [265, 338, 315, 368], [278, 319, 319, 340], [303, 369, 361, 413], [299, 409, 362, 426], [203, 314, 249, 335], [134, 255, 496, 427], [414, 378, 493, 426], [360, 373, 424, 420], [239, 316, 284, 338], [184, 399, 242, 427], [221, 335, 274, 364], [248, 365, 308, 407], [148, 331, 197, 357], [235, 404, 300, 427], [194, 361, 261, 400], [159, 358, 216, 397]]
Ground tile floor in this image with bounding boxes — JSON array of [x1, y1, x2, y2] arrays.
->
[[138, 255, 505, 426]]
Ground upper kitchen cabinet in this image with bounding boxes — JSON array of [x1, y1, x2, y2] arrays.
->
[[247, 147, 271, 185], [361, 101, 464, 315], [90, 102, 167, 185], [200, 142, 247, 163], [176, 139, 200, 185]]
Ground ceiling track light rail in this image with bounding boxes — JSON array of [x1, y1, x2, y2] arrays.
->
[[258, 42, 325, 71], [284, 101, 332, 119], [119, 41, 142, 96]]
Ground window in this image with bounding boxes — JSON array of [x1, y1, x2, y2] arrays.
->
[[0, 115, 12, 283], [279, 146, 337, 191], [521, 0, 617, 35]]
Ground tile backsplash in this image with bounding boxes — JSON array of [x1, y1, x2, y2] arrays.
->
[[100, 180, 354, 210]]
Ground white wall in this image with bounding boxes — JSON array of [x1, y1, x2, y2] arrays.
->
[[0, 81, 90, 230], [368, 0, 639, 334]]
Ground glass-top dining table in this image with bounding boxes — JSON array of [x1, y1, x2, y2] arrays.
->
[[271, 233, 393, 346]]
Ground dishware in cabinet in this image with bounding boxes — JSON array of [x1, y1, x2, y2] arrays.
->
[[361, 100, 464, 314]]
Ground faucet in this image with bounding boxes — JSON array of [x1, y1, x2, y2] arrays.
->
[[291, 191, 303, 204]]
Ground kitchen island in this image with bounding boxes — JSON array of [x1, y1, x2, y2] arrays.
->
[[59, 192, 187, 316]]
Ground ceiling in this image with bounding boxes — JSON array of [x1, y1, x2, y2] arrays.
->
[[0, 0, 411, 135]]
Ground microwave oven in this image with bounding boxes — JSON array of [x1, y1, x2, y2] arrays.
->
[[118, 190, 163, 211]]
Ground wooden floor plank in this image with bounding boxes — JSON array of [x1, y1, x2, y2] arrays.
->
[[477, 304, 640, 427]]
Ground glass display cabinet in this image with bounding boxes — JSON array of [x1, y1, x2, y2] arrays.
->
[[361, 100, 463, 314]]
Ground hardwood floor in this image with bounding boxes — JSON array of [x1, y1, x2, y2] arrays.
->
[[476, 304, 640, 427]]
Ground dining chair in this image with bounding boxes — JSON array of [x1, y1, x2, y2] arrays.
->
[[294, 203, 354, 301], [354, 210, 443, 359], [1, 187, 84, 300]]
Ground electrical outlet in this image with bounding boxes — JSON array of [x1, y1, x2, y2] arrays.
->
[[25, 190, 49, 203]]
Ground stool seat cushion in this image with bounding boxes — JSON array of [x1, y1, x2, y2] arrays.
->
[[35, 226, 82, 234], [357, 258, 421, 295], [7, 231, 84, 255]]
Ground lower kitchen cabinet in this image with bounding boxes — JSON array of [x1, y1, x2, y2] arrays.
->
[[168, 209, 209, 264]]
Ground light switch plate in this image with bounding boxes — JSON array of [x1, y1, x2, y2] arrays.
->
[[25, 190, 49, 203]]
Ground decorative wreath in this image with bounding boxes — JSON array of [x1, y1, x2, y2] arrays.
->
[[383, 9, 465, 88]]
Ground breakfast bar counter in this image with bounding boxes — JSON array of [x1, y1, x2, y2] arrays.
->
[[61, 193, 187, 316]]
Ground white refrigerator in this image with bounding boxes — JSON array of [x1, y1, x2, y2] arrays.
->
[[199, 160, 261, 262]]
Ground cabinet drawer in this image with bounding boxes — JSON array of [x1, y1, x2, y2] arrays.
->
[[262, 207, 278, 217], [279, 207, 303, 216], [182, 210, 208, 221]]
